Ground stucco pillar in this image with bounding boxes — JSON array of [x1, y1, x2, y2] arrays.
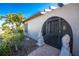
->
[[36, 32, 45, 46]]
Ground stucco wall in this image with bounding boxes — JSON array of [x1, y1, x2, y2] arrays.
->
[[26, 3, 79, 55]]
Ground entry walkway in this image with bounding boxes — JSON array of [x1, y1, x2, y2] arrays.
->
[[28, 44, 60, 56]]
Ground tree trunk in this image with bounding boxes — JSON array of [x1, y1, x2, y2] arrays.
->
[[15, 44, 18, 51]]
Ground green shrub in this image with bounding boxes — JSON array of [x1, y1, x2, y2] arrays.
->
[[0, 42, 11, 56], [0, 28, 24, 55]]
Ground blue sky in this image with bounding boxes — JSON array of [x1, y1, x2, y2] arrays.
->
[[0, 3, 57, 25]]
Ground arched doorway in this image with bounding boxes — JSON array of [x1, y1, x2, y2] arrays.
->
[[42, 16, 73, 53]]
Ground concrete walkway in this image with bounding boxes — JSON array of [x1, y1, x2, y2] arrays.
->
[[28, 44, 60, 56]]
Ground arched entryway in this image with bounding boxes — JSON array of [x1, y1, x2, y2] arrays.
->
[[42, 16, 73, 53]]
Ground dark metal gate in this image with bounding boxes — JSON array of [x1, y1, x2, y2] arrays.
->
[[42, 16, 73, 53]]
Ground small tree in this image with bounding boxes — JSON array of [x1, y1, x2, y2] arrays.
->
[[0, 13, 26, 55]]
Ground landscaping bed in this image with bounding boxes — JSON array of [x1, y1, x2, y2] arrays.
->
[[11, 37, 38, 56]]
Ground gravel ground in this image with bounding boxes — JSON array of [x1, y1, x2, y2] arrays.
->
[[12, 37, 38, 56]]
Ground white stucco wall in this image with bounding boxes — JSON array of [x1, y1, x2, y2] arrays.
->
[[26, 4, 79, 55]]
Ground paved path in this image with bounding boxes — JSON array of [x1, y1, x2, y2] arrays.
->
[[28, 44, 60, 56]]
